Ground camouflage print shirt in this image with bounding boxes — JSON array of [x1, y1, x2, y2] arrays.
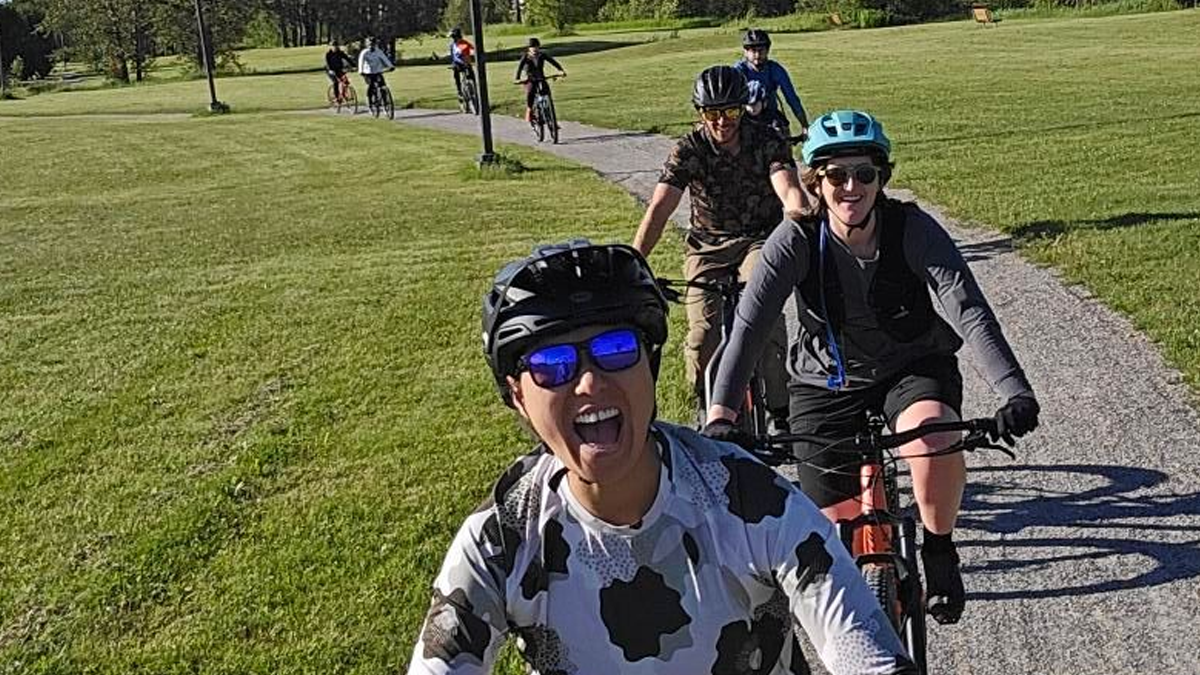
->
[[659, 119, 796, 238], [406, 422, 915, 675]]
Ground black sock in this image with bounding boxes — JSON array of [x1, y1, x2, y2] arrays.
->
[[923, 528, 955, 553]]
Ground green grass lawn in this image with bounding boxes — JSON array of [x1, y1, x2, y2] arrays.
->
[[0, 114, 692, 673]]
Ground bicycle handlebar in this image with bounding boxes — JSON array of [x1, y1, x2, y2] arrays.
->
[[656, 276, 744, 303], [514, 74, 565, 84], [751, 417, 1013, 466]]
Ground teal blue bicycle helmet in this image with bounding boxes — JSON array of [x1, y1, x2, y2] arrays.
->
[[802, 110, 891, 166]]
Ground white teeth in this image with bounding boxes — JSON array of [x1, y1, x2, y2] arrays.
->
[[575, 407, 620, 424]]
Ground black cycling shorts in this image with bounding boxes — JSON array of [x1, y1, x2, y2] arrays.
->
[[786, 353, 963, 508]]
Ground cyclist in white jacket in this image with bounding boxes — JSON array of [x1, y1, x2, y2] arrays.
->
[[358, 37, 395, 107]]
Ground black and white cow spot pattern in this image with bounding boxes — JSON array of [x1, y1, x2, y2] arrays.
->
[[421, 587, 492, 666], [825, 615, 901, 674], [792, 533, 833, 593], [480, 512, 520, 575], [574, 530, 639, 586], [710, 608, 787, 675], [513, 623, 576, 675], [599, 566, 692, 661], [721, 456, 788, 524], [788, 634, 812, 675]]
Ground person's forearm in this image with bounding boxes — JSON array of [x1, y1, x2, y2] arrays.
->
[[633, 184, 682, 257], [772, 169, 808, 217]]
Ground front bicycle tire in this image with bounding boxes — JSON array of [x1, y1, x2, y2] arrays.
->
[[382, 88, 395, 120], [546, 96, 560, 144], [863, 563, 903, 631], [533, 101, 547, 142], [465, 80, 479, 115], [343, 85, 359, 114], [327, 84, 338, 111]]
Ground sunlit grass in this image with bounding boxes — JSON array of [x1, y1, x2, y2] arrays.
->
[[0, 114, 691, 673]]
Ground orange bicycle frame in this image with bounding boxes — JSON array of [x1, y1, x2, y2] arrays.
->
[[852, 462, 893, 556]]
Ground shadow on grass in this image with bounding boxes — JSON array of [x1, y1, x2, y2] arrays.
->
[[954, 463, 1200, 600], [1011, 211, 1200, 240], [903, 110, 1200, 148]]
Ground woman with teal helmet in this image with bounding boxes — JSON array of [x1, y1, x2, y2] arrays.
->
[[706, 109, 1041, 626]]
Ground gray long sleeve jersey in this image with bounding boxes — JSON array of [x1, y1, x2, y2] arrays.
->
[[712, 204, 1033, 409]]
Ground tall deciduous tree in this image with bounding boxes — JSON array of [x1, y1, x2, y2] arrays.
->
[[2, 0, 55, 82]]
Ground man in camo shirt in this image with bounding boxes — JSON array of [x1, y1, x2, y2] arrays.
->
[[633, 66, 807, 430]]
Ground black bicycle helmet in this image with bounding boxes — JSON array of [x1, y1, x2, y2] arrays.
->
[[742, 28, 771, 49], [482, 239, 669, 407], [692, 65, 750, 109], [527, 37, 541, 48], [449, 26, 463, 40]]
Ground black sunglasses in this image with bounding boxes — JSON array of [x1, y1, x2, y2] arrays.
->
[[517, 328, 643, 389], [819, 164, 880, 187]]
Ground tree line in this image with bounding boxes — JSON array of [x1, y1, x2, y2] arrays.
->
[[1, 0, 1144, 87]]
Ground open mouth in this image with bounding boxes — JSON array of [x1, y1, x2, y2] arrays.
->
[[574, 407, 623, 447]]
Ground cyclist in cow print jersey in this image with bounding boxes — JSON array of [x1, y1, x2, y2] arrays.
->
[[407, 240, 916, 675]]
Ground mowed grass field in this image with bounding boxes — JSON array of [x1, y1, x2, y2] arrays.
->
[[0, 114, 692, 672], [3, 11, 1197, 388]]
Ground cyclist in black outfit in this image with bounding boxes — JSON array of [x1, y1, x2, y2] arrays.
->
[[324, 41, 355, 103], [514, 37, 566, 124]]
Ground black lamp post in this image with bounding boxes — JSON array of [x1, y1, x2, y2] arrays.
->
[[469, 0, 497, 166], [193, 0, 227, 112], [0, 22, 9, 98]]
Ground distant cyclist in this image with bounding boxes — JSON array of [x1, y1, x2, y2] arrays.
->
[[733, 29, 809, 140], [358, 36, 395, 108], [514, 37, 565, 125], [324, 41, 355, 103], [447, 26, 475, 107]]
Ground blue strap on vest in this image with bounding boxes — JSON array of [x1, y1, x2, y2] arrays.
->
[[818, 220, 848, 390]]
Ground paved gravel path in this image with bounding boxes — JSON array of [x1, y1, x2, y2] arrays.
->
[[387, 108, 1200, 675]]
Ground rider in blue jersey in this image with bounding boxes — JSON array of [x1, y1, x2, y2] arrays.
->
[[733, 29, 809, 140]]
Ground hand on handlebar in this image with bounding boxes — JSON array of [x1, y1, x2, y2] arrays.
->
[[701, 419, 754, 450], [992, 393, 1040, 444]]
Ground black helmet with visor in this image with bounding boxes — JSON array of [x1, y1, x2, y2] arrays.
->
[[692, 65, 750, 109], [482, 240, 669, 407]]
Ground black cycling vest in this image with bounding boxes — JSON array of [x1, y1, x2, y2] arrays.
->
[[795, 198, 957, 347]]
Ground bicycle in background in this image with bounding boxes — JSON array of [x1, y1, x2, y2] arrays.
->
[[451, 66, 479, 115], [516, 74, 562, 144], [657, 275, 770, 436], [367, 75, 395, 120], [327, 73, 358, 114], [752, 416, 1016, 675]]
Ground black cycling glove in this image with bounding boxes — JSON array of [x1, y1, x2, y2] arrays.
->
[[993, 393, 1040, 444], [701, 419, 753, 450]]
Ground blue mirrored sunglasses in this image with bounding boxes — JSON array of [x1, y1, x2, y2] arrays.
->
[[517, 328, 642, 389]]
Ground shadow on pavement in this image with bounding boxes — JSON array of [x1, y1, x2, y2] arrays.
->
[[955, 463, 1200, 599], [566, 130, 659, 145], [958, 237, 1014, 263], [1011, 211, 1200, 240]]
